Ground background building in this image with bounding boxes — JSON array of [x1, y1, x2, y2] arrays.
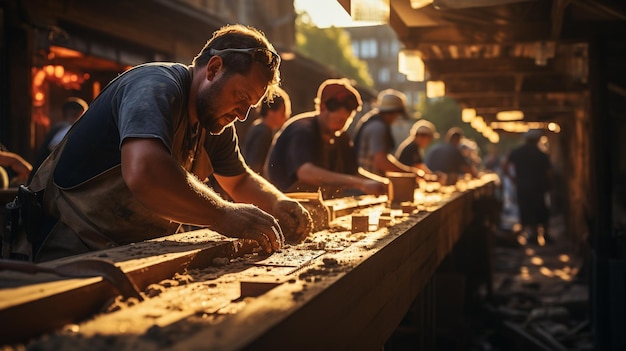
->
[[344, 25, 425, 115], [0, 0, 356, 162]]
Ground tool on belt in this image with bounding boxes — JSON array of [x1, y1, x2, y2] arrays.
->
[[0, 257, 143, 300], [2, 185, 43, 260]]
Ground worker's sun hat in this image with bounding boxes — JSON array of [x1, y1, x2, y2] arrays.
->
[[410, 119, 439, 139], [376, 89, 407, 114]]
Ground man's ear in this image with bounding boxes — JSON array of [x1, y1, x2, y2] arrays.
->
[[205, 55, 223, 81]]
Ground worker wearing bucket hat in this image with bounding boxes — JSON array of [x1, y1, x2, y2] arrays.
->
[[353, 89, 429, 179], [425, 127, 479, 185]]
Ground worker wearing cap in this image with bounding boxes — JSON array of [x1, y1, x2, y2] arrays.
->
[[395, 119, 439, 174], [266, 78, 387, 199], [353, 89, 428, 178]]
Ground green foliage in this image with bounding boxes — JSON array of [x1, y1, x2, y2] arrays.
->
[[295, 14, 373, 88]]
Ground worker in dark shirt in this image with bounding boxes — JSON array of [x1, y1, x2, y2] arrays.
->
[[22, 24, 312, 262], [31, 97, 88, 181], [503, 128, 553, 245], [395, 119, 439, 174], [425, 127, 478, 185], [242, 87, 290, 174], [266, 78, 387, 199]]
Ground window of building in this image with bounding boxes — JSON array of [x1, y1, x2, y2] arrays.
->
[[380, 40, 389, 57], [378, 67, 390, 83], [360, 39, 378, 58], [390, 41, 399, 56], [352, 42, 360, 58]]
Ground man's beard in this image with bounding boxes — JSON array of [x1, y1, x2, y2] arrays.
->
[[196, 75, 231, 135]]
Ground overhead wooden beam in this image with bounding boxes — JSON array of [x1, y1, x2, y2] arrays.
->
[[398, 23, 554, 45], [444, 90, 587, 100], [474, 105, 578, 115], [425, 57, 556, 75], [572, 0, 626, 21]]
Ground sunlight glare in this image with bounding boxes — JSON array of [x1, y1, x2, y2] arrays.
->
[[295, 0, 378, 27]]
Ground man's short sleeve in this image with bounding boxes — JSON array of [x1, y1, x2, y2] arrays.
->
[[267, 116, 318, 191], [114, 73, 183, 152], [204, 126, 247, 177]]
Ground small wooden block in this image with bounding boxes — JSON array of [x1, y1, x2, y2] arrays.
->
[[351, 214, 370, 233], [378, 216, 393, 228], [401, 202, 417, 214]]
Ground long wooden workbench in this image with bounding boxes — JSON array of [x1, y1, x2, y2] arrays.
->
[[0, 175, 499, 350]]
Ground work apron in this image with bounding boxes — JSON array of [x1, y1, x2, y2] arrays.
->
[[20, 117, 211, 262]]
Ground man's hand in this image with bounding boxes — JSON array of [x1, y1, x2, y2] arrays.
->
[[422, 173, 438, 182], [272, 199, 313, 243], [214, 203, 285, 254], [0, 151, 32, 179], [360, 179, 388, 196]]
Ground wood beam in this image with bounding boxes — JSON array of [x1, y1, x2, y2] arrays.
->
[[399, 23, 554, 45], [424, 57, 556, 75], [0, 231, 238, 344], [444, 91, 586, 100]]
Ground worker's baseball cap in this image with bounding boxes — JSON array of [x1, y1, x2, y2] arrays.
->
[[317, 78, 362, 112], [410, 119, 439, 139], [376, 89, 407, 114], [445, 127, 464, 141]]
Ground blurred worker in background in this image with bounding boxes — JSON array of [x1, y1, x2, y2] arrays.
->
[[459, 138, 482, 172], [353, 89, 431, 180], [395, 119, 439, 174], [242, 87, 291, 174], [266, 78, 387, 199], [425, 127, 478, 185], [503, 129, 553, 245], [31, 97, 88, 180], [19, 24, 312, 262]]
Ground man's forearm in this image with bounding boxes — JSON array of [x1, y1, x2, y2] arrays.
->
[[215, 169, 285, 214]]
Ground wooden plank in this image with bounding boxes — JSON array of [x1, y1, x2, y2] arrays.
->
[[3, 177, 497, 349], [325, 195, 388, 218], [171, 191, 476, 350], [0, 230, 237, 343]]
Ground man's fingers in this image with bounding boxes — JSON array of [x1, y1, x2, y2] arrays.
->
[[297, 214, 313, 240], [260, 233, 273, 254], [271, 225, 285, 248], [243, 231, 272, 254], [243, 225, 283, 254]]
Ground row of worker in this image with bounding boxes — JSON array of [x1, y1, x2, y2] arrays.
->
[[240, 78, 479, 202], [2, 24, 475, 264]]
